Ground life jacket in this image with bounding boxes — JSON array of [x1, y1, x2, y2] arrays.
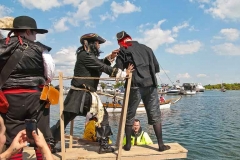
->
[[123, 130, 153, 146]]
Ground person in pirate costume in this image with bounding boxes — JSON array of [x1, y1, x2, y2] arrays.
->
[[51, 33, 133, 154], [114, 31, 170, 152], [0, 16, 55, 159]]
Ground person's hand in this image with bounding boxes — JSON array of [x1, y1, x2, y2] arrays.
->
[[31, 129, 48, 150], [126, 64, 134, 75], [110, 49, 120, 59], [4, 130, 28, 157]]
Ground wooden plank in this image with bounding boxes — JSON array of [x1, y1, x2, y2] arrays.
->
[[69, 120, 74, 148], [117, 73, 132, 160], [22, 143, 187, 160], [59, 72, 66, 160]]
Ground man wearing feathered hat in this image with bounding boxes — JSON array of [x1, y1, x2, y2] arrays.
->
[[115, 31, 170, 152], [50, 33, 133, 154], [0, 16, 55, 159]]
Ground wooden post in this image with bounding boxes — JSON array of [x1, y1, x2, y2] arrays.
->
[[117, 73, 132, 160], [69, 120, 74, 148], [59, 72, 66, 160]]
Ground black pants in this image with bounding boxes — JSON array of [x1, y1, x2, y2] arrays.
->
[[3, 92, 52, 146]]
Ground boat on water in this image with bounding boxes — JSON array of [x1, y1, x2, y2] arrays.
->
[[180, 83, 196, 95], [103, 97, 181, 113], [166, 85, 181, 95], [195, 83, 205, 92], [221, 83, 226, 92]]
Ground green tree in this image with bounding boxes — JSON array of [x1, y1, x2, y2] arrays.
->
[[100, 82, 106, 91]]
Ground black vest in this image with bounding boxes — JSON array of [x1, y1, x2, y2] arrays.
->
[[0, 36, 51, 88]]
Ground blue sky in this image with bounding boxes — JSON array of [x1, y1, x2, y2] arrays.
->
[[1, 0, 240, 86]]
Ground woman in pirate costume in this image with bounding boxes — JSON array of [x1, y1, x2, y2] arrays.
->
[[51, 33, 133, 154]]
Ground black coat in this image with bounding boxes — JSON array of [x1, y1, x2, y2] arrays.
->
[[115, 41, 159, 87]]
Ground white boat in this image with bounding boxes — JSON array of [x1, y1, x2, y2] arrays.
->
[[180, 83, 196, 95], [103, 97, 181, 113], [104, 103, 171, 113], [195, 83, 205, 92], [166, 85, 181, 95]]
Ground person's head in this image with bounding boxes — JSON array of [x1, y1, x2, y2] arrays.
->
[[0, 116, 6, 152], [116, 31, 132, 48], [79, 33, 106, 57], [132, 119, 141, 133], [0, 16, 48, 42]]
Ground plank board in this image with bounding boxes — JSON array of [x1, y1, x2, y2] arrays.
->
[[23, 143, 187, 160]]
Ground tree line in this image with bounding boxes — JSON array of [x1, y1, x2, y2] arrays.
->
[[204, 83, 240, 90]]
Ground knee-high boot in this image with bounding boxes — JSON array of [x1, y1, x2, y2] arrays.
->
[[153, 123, 170, 151], [98, 137, 114, 154], [123, 125, 132, 151]]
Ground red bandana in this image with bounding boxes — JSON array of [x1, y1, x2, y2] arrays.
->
[[118, 36, 132, 48]]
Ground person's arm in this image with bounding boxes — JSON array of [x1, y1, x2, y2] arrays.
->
[[0, 130, 28, 159], [42, 50, 55, 84], [143, 132, 153, 145], [32, 129, 54, 160]]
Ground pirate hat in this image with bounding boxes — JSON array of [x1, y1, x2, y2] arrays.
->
[[0, 16, 48, 34], [116, 31, 131, 40], [80, 33, 106, 44]]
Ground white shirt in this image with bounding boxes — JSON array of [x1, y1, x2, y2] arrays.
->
[[42, 50, 55, 84]]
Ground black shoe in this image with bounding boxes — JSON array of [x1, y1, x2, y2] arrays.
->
[[98, 146, 114, 154]]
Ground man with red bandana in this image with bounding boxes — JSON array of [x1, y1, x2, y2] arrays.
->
[[115, 31, 170, 152]]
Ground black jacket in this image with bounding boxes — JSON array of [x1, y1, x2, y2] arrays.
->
[[71, 48, 118, 92], [0, 36, 51, 88], [115, 41, 159, 87]]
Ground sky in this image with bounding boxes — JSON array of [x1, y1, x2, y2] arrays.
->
[[1, 0, 240, 86]]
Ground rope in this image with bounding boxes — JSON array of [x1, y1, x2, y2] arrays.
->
[[159, 63, 174, 86], [52, 76, 129, 80]]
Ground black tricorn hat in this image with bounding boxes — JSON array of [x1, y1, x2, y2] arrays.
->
[[80, 33, 106, 44], [116, 31, 131, 40], [0, 16, 48, 34]]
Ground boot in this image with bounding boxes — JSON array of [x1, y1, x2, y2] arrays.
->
[[123, 125, 132, 151], [98, 137, 114, 154], [153, 123, 171, 151]]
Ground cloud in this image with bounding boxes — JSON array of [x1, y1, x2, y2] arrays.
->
[[0, 5, 13, 17], [52, 46, 77, 76], [136, 20, 176, 50], [172, 21, 189, 33], [197, 74, 207, 77], [53, 17, 69, 32], [220, 28, 240, 41], [205, 0, 240, 21], [189, 0, 210, 3], [62, 0, 81, 6], [18, 0, 61, 11], [100, 1, 141, 21], [36, 34, 47, 41], [165, 40, 202, 54], [177, 73, 191, 79], [53, 0, 107, 32], [189, 25, 199, 31], [101, 40, 113, 48], [212, 43, 240, 55], [111, 1, 141, 17], [84, 21, 95, 28]]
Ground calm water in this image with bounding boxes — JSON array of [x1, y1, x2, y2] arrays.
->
[[50, 90, 240, 160]]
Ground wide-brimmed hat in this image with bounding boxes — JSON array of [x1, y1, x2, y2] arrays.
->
[[116, 31, 131, 40], [0, 16, 48, 34], [80, 33, 106, 44]]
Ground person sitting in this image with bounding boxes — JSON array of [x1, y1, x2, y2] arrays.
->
[[159, 94, 166, 104], [0, 116, 54, 160], [123, 119, 153, 146]]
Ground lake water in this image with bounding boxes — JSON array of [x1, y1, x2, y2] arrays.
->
[[50, 90, 240, 160]]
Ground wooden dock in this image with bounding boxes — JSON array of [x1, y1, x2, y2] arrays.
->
[[23, 142, 187, 160]]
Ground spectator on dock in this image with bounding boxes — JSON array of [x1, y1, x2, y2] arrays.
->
[[115, 31, 170, 152], [123, 119, 153, 146], [50, 33, 134, 154], [0, 15, 55, 159], [0, 116, 54, 160]]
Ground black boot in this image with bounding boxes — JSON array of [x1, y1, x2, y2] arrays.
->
[[123, 125, 132, 151], [98, 137, 114, 154], [153, 123, 171, 151]]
